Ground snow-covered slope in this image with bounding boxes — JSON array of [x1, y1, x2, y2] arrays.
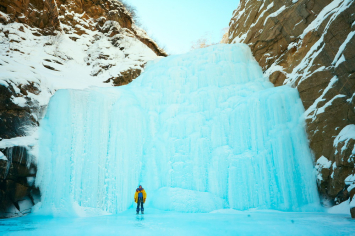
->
[[0, 0, 166, 217], [36, 44, 319, 216], [228, 0, 355, 207]]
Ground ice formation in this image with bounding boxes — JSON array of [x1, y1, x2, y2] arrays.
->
[[36, 44, 319, 215]]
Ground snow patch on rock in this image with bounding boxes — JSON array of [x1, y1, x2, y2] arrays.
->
[[0, 151, 7, 161], [333, 125, 355, 154], [328, 199, 350, 215], [315, 156, 332, 181]]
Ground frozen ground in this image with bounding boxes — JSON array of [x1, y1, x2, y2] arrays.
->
[[0, 209, 354, 236]]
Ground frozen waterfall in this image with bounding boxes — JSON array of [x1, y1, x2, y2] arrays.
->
[[36, 44, 320, 216]]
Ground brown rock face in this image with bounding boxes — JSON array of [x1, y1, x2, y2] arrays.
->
[[0, 82, 41, 140], [351, 189, 355, 218], [0, 0, 60, 34], [0, 0, 167, 55], [0, 147, 39, 218], [55, 0, 166, 56], [228, 0, 355, 204], [104, 68, 143, 86], [351, 207, 355, 219]]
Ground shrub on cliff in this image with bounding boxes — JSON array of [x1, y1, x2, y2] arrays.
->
[[120, 0, 141, 26]]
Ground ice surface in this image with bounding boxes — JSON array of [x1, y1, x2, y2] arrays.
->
[[36, 44, 320, 216], [1, 210, 354, 236]]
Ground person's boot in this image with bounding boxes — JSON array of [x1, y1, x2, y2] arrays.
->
[[141, 210, 144, 214]]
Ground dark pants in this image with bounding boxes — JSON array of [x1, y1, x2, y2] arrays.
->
[[136, 197, 144, 213]]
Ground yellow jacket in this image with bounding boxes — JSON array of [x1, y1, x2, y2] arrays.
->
[[134, 188, 147, 203]]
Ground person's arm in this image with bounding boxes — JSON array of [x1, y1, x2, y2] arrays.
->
[[134, 191, 138, 203], [143, 190, 147, 203]]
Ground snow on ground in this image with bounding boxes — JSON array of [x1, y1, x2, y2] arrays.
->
[[328, 200, 351, 215], [0, 209, 354, 236]]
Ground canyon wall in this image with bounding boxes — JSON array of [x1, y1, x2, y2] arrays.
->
[[228, 0, 355, 205]]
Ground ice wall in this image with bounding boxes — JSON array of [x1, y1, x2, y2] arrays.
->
[[36, 44, 320, 215]]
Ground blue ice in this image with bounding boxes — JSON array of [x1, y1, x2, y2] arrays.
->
[[2, 210, 354, 236], [36, 44, 320, 216]]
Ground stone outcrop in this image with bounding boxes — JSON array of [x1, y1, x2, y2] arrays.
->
[[104, 67, 143, 86], [0, 0, 60, 34], [0, 82, 42, 140], [0, 0, 166, 218], [0, 0, 167, 56], [55, 0, 167, 56], [228, 0, 355, 207], [0, 147, 39, 218]]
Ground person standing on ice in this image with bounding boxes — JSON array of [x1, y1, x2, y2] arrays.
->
[[134, 185, 147, 214]]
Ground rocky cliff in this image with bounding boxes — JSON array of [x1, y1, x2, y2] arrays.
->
[[228, 0, 355, 206], [0, 0, 166, 218]]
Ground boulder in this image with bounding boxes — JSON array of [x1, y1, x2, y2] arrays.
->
[[105, 68, 143, 86], [0, 146, 37, 218]]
